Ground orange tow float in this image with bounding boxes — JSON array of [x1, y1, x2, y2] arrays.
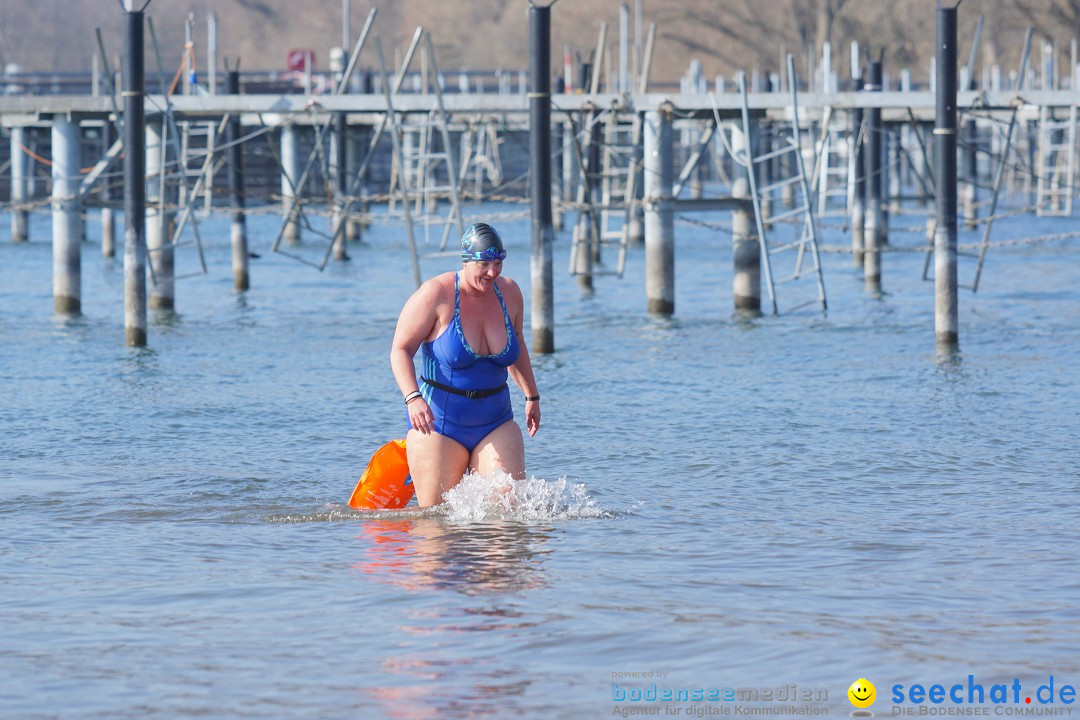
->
[[348, 439, 414, 510]]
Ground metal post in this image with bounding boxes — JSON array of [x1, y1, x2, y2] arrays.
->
[[280, 123, 300, 244], [864, 60, 883, 293], [529, 4, 555, 353], [332, 112, 349, 260], [346, 123, 362, 241], [935, 6, 959, 350], [757, 120, 771, 222], [629, 114, 645, 245], [207, 12, 217, 95], [343, 0, 351, 50], [643, 107, 674, 315], [101, 121, 117, 257], [552, 79, 565, 233], [587, 117, 602, 264], [145, 118, 174, 310], [618, 4, 629, 93], [123, 5, 147, 346], [963, 116, 978, 229], [731, 122, 760, 312], [851, 77, 865, 267], [10, 127, 29, 243], [562, 115, 575, 209], [226, 70, 249, 290], [52, 117, 81, 313]]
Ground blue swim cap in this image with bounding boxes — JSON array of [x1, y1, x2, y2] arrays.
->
[[460, 223, 506, 262]]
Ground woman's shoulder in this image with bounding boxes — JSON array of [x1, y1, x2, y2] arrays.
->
[[416, 271, 456, 299], [496, 275, 522, 299]]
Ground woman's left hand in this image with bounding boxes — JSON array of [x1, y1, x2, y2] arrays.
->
[[525, 399, 540, 437]]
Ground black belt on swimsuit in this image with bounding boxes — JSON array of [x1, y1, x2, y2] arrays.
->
[[421, 376, 507, 400]]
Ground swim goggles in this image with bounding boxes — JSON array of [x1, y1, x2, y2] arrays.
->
[[462, 246, 507, 262]]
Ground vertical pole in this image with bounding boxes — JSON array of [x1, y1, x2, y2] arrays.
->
[[633, 0, 644, 88], [52, 117, 81, 313], [529, 4, 555, 353], [101, 121, 117, 258], [629, 114, 645, 245], [346, 123, 362, 241], [10, 127, 29, 243], [731, 122, 760, 313], [280, 124, 300, 244], [227, 70, 249, 290], [562, 115, 575, 208], [643, 108, 674, 315], [145, 118, 174, 310], [587, 117, 602, 264], [207, 12, 217, 96], [936, 6, 959, 351], [343, 0, 351, 51], [552, 77, 565, 232], [757, 118, 771, 221], [889, 125, 902, 216], [962, 115, 978, 229], [332, 112, 349, 260], [851, 68, 865, 267], [123, 5, 147, 346], [864, 60, 883, 293], [618, 4, 629, 93]]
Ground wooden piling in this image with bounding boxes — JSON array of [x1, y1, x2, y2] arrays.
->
[[145, 118, 174, 310], [643, 107, 674, 315], [52, 117, 81, 313], [226, 69, 249, 290], [730, 121, 760, 312], [935, 6, 959, 350], [529, 3, 555, 353], [123, 4, 147, 346], [280, 123, 300, 244]]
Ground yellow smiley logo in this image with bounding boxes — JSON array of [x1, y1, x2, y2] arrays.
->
[[848, 678, 876, 708]]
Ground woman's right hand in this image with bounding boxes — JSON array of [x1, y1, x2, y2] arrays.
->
[[407, 398, 434, 434]]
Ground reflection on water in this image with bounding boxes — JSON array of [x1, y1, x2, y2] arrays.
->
[[354, 516, 551, 719], [354, 516, 551, 596]]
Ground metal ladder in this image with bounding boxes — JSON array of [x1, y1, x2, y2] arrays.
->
[[737, 56, 828, 314], [381, 32, 465, 253], [458, 118, 504, 200], [1035, 103, 1077, 216], [816, 118, 852, 218], [568, 105, 635, 278]]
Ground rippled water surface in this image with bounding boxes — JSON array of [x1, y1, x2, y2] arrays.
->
[[2, 206, 1078, 719]]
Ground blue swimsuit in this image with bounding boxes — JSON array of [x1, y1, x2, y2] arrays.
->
[[414, 273, 520, 452]]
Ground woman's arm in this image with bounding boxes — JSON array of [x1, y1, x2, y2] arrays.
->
[[390, 279, 442, 434], [503, 279, 541, 437]]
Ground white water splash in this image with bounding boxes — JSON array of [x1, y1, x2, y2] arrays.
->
[[439, 470, 609, 523]]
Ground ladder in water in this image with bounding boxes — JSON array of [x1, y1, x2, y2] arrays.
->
[[816, 117, 852, 219], [1035, 103, 1077, 216], [736, 56, 827, 314], [458, 118, 504, 200], [568, 105, 635, 278], [383, 33, 466, 253]]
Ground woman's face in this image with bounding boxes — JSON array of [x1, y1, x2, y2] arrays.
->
[[463, 258, 503, 289]]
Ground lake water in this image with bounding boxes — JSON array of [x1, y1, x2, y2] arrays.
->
[[2, 203, 1079, 719]]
